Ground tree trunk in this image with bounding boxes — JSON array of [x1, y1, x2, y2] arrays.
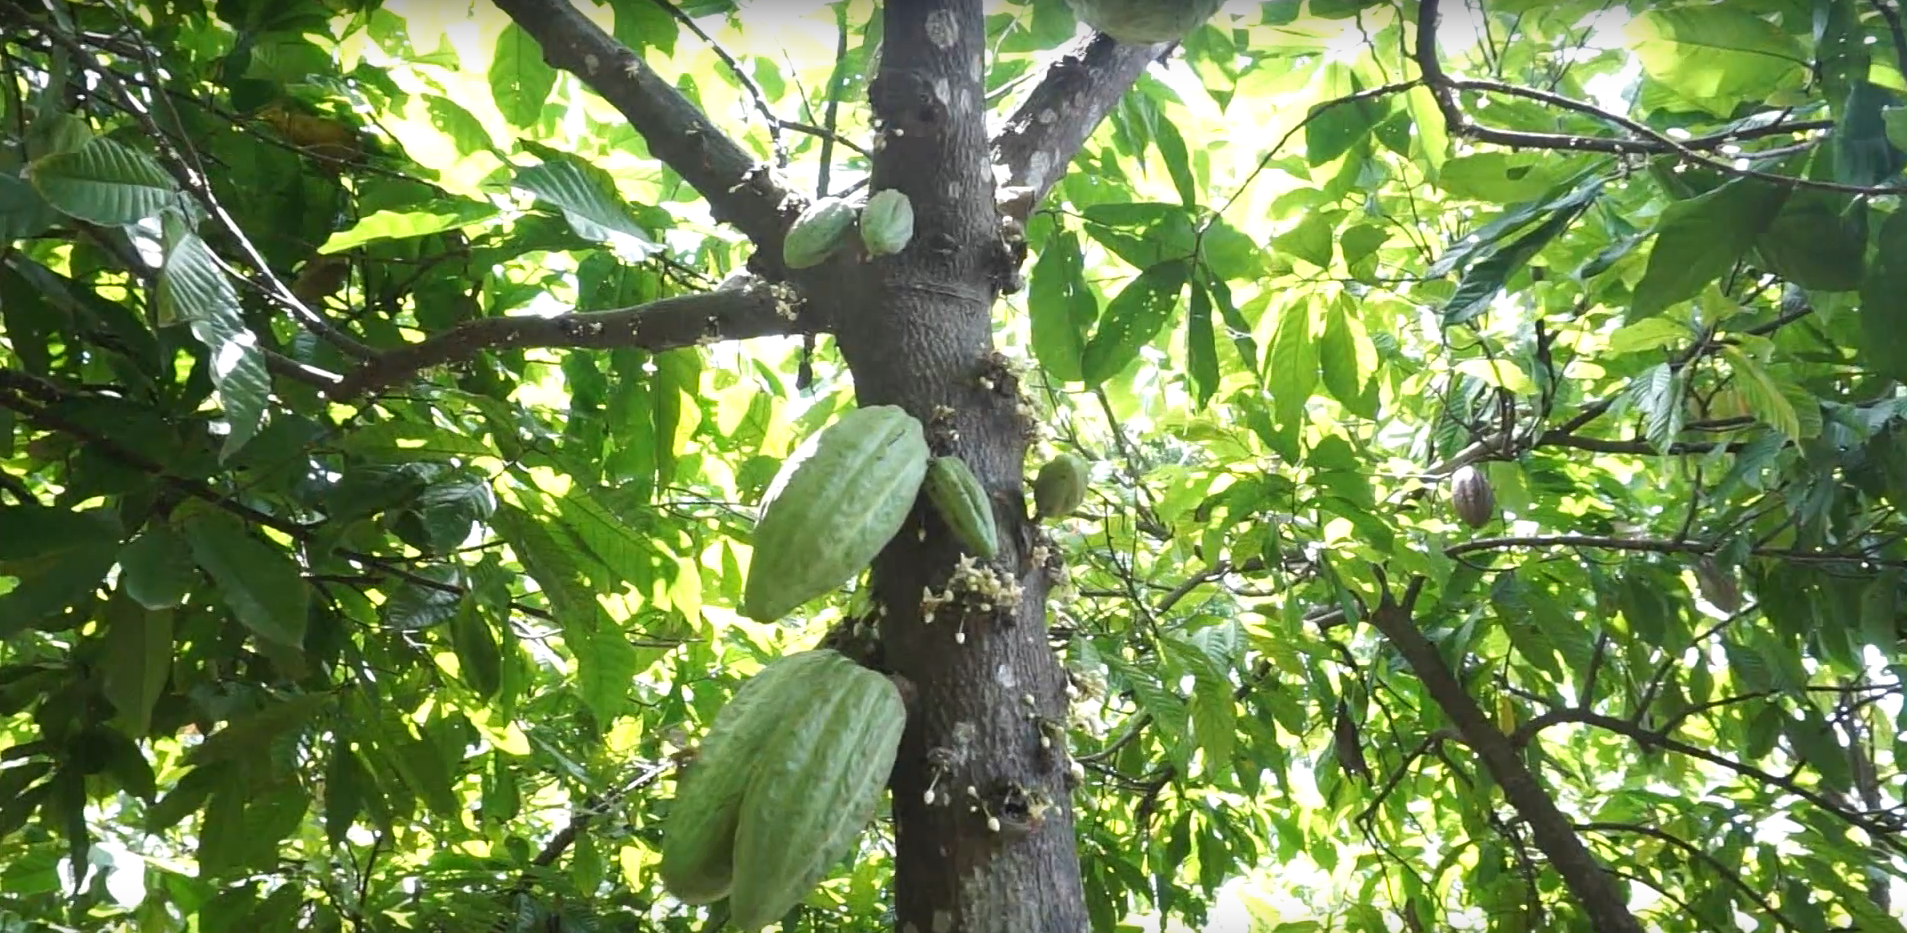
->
[[829, 2, 1091, 931]]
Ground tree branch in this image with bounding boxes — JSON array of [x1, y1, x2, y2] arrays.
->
[[327, 281, 805, 401], [647, 0, 787, 167], [1412, 0, 1907, 196], [1364, 591, 1647, 933], [1521, 709, 1907, 853], [990, 33, 1172, 216], [488, 0, 797, 257]]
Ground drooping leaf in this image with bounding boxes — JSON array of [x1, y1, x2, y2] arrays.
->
[[180, 509, 310, 648]]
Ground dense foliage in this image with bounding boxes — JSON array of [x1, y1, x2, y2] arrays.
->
[[2, 0, 1906, 931]]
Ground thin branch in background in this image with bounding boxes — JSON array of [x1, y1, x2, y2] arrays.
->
[[647, 0, 788, 167], [1412, 0, 1901, 196]]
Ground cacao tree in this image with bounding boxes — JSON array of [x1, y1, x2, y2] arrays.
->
[[3, 0, 1907, 932]]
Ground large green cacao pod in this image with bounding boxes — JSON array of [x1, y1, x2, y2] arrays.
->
[[1450, 464, 1497, 529], [1065, 0, 1225, 44], [782, 196, 857, 269], [728, 654, 907, 931], [658, 650, 844, 904], [742, 405, 930, 622], [924, 455, 999, 559], [1033, 453, 1090, 521], [858, 188, 915, 257]]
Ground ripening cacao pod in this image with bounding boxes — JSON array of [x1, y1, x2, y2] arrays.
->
[[1033, 453, 1090, 521], [924, 455, 999, 559], [858, 188, 915, 258], [1692, 556, 1743, 614], [742, 405, 930, 622], [782, 196, 858, 269], [1064, 0, 1226, 44], [659, 650, 845, 904], [1450, 464, 1496, 529], [728, 653, 908, 931]]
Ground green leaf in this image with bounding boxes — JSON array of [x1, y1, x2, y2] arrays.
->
[[1028, 228, 1094, 382], [1304, 65, 1387, 165], [1630, 178, 1789, 320], [1185, 279, 1220, 410], [1153, 114, 1197, 208], [324, 737, 367, 846], [489, 23, 558, 128], [1753, 190, 1867, 291], [0, 170, 61, 242], [1441, 192, 1593, 326], [1265, 303, 1318, 437], [180, 509, 310, 648], [1272, 210, 1336, 270], [1189, 679, 1236, 783], [1887, 106, 1907, 154], [1318, 302, 1362, 413], [1627, 7, 1808, 113], [27, 137, 180, 225], [380, 566, 465, 631], [1080, 259, 1191, 386], [318, 199, 502, 254], [1859, 208, 1907, 381], [410, 475, 497, 554], [100, 594, 172, 738], [1605, 318, 1689, 356], [1783, 708, 1853, 794], [158, 229, 271, 458], [188, 693, 333, 767], [0, 505, 120, 635], [449, 601, 503, 701], [513, 157, 659, 256], [1721, 348, 1800, 440], [119, 525, 195, 610], [1831, 81, 1907, 187], [566, 611, 640, 723]]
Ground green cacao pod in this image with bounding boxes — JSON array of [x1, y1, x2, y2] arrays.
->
[[1033, 453, 1090, 521], [1450, 465, 1496, 529], [1064, 0, 1225, 44], [925, 455, 999, 559], [783, 196, 857, 269], [658, 650, 846, 904], [859, 188, 915, 257], [729, 654, 907, 931], [743, 405, 930, 622]]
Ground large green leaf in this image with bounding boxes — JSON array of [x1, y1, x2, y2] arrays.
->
[[27, 137, 180, 225], [1080, 259, 1191, 386], [1630, 178, 1789, 319], [0, 505, 120, 635], [158, 227, 270, 458], [180, 510, 309, 649]]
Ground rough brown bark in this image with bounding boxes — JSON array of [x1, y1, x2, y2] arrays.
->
[[834, 5, 1090, 931]]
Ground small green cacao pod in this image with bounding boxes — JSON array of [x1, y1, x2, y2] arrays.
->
[[925, 455, 999, 559], [1064, 0, 1225, 44], [728, 654, 908, 931], [1450, 465, 1497, 529], [742, 405, 931, 622], [658, 650, 845, 904], [1692, 556, 1743, 614], [782, 196, 857, 269], [859, 188, 915, 257], [1033, 453, 1090, 521]]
